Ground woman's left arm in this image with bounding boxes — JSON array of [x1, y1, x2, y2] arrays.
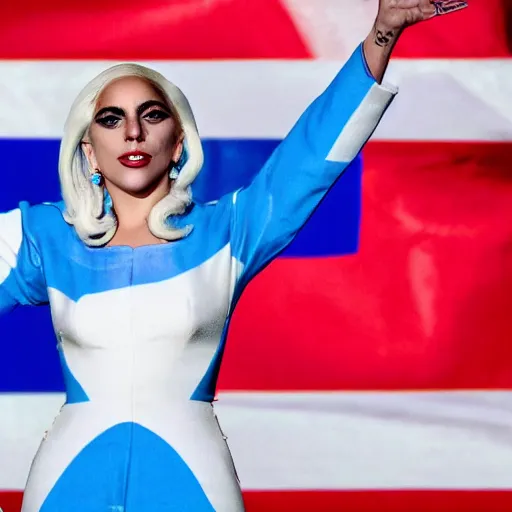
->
[[228, 0, 467, 280]]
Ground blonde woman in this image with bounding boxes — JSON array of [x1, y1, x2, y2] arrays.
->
[[0, 1, 466, 511]]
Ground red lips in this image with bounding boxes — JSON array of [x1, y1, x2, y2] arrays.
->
[[118, 150, 152, 168]]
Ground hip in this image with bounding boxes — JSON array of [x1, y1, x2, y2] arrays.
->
[[22, 399, 243, 511]]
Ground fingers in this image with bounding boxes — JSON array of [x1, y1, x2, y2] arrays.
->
[[396, 0, 423, 7], [430, 0, 468, 17], [419, 0, 437, 18]]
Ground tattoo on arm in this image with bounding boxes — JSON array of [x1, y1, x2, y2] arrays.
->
[[432, 1, 468, 16], [374, 28, 395, 47]]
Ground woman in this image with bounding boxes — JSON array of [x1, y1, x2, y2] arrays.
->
[[1, 1, 466, 511]]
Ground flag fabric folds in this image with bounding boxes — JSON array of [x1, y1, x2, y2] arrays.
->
[[1, 1, 512, 511]]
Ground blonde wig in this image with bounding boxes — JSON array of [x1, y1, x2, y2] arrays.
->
[[59, 63, 204, 247]]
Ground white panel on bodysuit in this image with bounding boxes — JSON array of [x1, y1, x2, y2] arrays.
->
[[48, 244, 233, 403]]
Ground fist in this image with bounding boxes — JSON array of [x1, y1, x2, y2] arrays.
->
[[376, 0, 468, 32]]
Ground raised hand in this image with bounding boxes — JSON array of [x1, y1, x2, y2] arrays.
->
[[375, 0, 468, 35], [363, 0, 468, 82]]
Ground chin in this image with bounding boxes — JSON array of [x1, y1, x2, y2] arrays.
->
[[116, 172, 169, 197]]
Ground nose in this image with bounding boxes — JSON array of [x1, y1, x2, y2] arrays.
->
[[124, 116, 145, 142]]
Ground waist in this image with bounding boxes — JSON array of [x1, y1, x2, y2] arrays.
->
[[62, 394, 215, 415], [60, 339, 218, 404], [55, 397, 221, 440], [65, 385, 214, 405]]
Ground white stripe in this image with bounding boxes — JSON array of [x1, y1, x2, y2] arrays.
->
[[2, 391, 512, 490], [282, 0, 379, 59], [0, 209, 23, 284], [0, 60, 510, 141]]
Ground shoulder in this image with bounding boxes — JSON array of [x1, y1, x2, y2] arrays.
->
[[19, 199, 66, 228], [21, 199, 65, 220], [173, 193, 235, 237], [17, 200, 73, 246]]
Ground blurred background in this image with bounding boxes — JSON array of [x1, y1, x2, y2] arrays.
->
[[1, 0, 512, 511]]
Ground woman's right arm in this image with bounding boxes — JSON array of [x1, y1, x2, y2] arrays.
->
[[0, 203, 48, 315]]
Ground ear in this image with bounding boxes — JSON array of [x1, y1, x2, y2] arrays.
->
[[81, 140, 99, 172], [172, 133, 185, 164]]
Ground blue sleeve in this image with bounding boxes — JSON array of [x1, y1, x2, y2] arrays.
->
[[228, 43, 397, 280], [0, 202, 48, 315]]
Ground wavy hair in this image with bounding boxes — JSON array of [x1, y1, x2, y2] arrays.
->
[[59, 63, 204, 247]]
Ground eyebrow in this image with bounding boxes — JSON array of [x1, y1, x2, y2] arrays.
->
[[94, 100, 171, 120]]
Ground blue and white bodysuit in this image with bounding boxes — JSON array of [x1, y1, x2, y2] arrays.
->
[[0, 45, 396, 511]]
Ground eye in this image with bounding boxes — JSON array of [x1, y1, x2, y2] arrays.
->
[[96, 115, 121, 128], [143, 110, 170, 123]]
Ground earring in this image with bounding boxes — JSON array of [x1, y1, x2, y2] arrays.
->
[[169, 168, 179, 180], [89, 170, 112, 215], [103, 187, 113, 215], [90, 171, 102, 186]]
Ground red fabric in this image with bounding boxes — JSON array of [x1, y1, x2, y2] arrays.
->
[[4, 490, 512, 512], [243, 490, 512, 512], [0, 492, 23, 512], [0, 0, 508, 59], [0, 0, 311, 59], [506, 0, 512, 52], [219, 142, 512, 391], [393, 0, 509, 58]]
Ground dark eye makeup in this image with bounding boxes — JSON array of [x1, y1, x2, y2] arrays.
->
[[143, 110, 170, 122], [94, 100, 172, 128], [96, 115, 122, 128]]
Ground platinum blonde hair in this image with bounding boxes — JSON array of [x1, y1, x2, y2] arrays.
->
[[59, 63, 204, 247]]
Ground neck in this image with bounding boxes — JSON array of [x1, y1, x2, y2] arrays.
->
[[105, 175, 171, 230]]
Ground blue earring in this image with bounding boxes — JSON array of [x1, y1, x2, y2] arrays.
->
[[90, 171, 102, 186], [90, 171, 112, 215], [169, 168, 179, 180], [103, 188, 113, 215]]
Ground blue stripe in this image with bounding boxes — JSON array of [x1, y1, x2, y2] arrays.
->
[[0, 305, 63, 392], [0, 138, 362, 393], [0, 138, 362, 258]]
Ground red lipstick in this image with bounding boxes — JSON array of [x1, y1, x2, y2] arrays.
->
[[118, 150, 152, 168]]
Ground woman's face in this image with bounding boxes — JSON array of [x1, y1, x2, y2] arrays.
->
[[83, 76, 183, 197]]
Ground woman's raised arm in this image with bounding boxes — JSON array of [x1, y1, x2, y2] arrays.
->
[[226, 0, 467, 281]]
